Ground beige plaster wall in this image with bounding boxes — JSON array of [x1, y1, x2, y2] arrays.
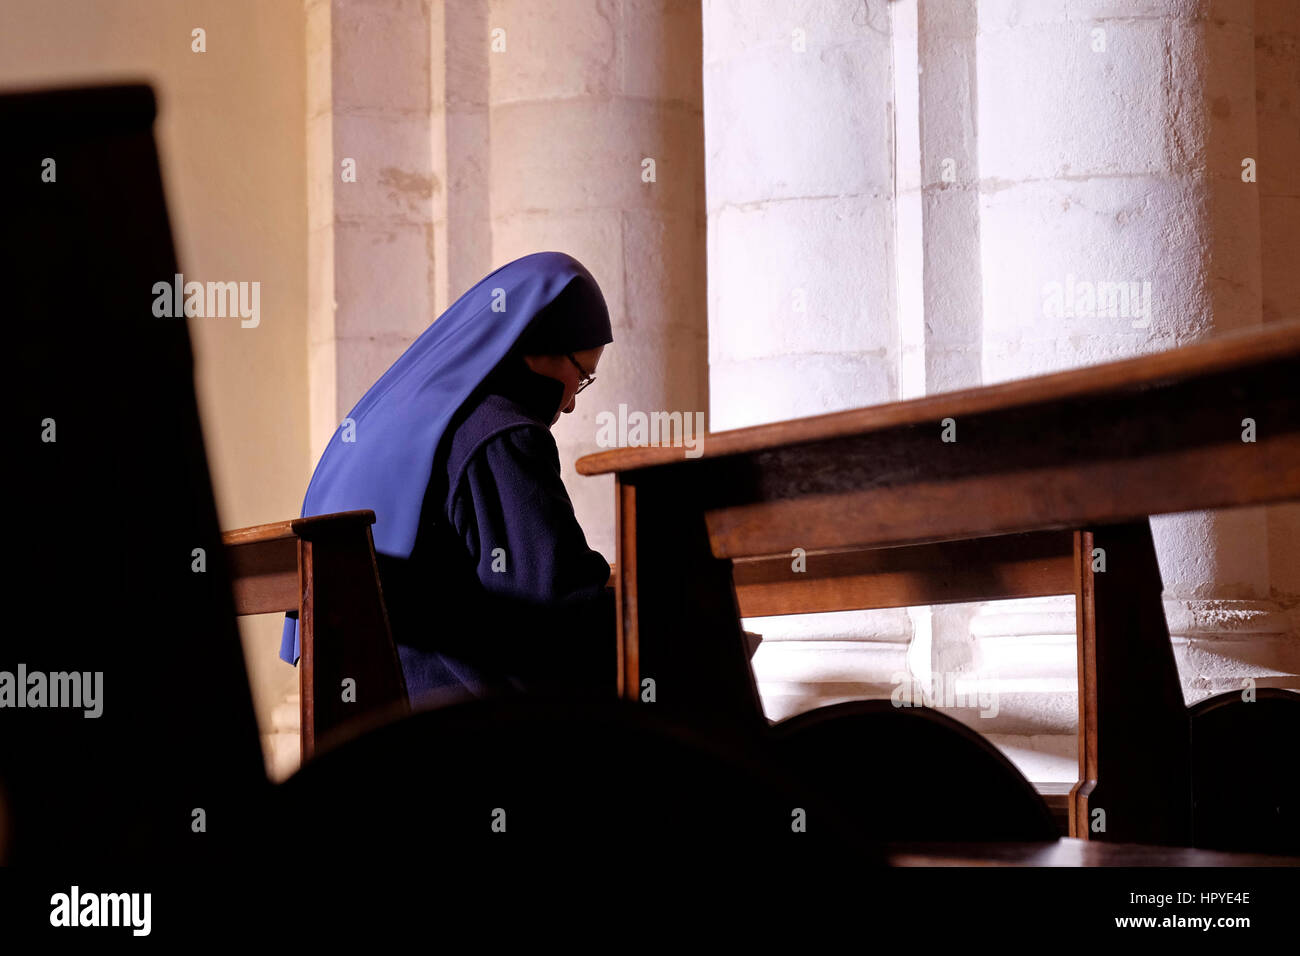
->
[[0, 0, 310, 774]]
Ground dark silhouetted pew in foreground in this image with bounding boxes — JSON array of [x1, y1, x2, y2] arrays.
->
[[1188, 687, 1300, 855], [731, 531, 1081, 834], [771, 699, 1060, 842], [2, 82, 267, 862]]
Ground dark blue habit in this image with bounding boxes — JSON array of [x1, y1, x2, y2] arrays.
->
[[279, 251, 615, 707]]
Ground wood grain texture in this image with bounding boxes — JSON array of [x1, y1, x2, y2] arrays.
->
[[731, 531, 1076, 617], [222, 509, 409, 763], [1074, 521, 1191, 846], [615, 478, 636, 699], [223, 535, 298, 614], [697, 358, 1299, 558], [219, 509, 378, 547], [577, 319, 1300, 476], [1071, 530, 1097, 843]]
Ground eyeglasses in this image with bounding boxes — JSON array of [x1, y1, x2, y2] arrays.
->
[[566, 352, 596, 394]]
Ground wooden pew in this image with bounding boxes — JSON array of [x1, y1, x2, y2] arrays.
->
[[576, 320, 1300, 847], [222, 510, 409, 761], [730, 530, 1080, 833], [4, 82, 269, 861], [615, 538, 1076, 830]]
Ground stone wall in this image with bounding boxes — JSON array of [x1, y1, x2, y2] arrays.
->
[[707, 0, 1300, 785]]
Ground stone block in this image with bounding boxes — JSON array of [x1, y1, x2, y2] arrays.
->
[[490, 97, 701, 216], [710, 350, 897, 431], [977, 18, 1184, 179], [331, 0, 432, 113], [333, 220, 435, 340], [703, 34, 891, 205], [488, 0, 618, 104], [704, 0, 891, 65], [332, 112, 437, 225], [622, 0, 705, 103], [708, 197, 895, 363]]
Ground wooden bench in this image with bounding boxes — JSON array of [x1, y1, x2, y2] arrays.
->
[[222, 509, 408, 761], [577, 320, 1300, 847], [729, 530, 1083, 833]]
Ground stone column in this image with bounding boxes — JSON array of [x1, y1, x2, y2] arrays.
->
[[296, 0, 445, 778], [307, 0, 440, 460], [487, 0, 708, 559], [704, 0, 909, 720], [916, 0, 984, 395], [433, 0, 493, 310], [971, 0, 1291, 787], [908, 0, 998, 748]]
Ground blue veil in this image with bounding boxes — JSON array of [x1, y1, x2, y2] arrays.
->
[[279, 251, 612, 665]]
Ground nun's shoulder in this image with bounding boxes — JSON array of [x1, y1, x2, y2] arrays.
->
[[441, 392, 557, 493]]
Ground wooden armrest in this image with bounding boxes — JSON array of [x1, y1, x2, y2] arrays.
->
[[222, 510, 378, 616]]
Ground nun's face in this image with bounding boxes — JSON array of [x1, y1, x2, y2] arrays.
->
[[523, 345, 605, 426]]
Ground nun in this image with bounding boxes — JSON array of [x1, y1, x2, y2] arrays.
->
[[279, 251, 616, 709]]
